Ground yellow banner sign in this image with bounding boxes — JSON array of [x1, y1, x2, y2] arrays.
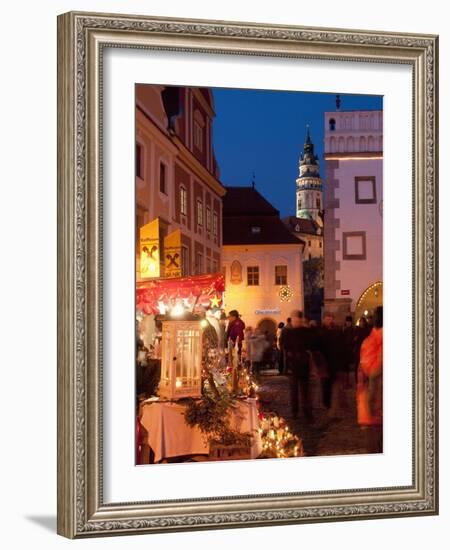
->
[[140, 218, 160, 279], [164, 229, 182, 278]]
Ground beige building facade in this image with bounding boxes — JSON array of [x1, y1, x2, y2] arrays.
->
[[222, 186, 304, 335], [136, 85, 225, 281]]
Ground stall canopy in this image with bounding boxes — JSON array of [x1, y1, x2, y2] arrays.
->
[[136, 272, 225, 316]]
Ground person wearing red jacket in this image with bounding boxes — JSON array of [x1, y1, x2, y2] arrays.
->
[[356, 306, 383, 427]]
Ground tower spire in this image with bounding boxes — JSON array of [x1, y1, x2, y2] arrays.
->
[[305, 124, 311, 144], [296, 124, 323, 225]]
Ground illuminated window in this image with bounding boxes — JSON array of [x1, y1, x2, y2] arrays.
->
[[247, 266, 259, 286], [275, 265, 287, 285]]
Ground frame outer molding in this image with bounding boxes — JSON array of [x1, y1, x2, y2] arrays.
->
[[57, 11, 438, 539]]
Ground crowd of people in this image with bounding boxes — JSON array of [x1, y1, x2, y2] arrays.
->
[[224, 306, 383, 429], [136, 305, 383, 431]]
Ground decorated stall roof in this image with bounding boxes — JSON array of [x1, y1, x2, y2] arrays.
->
[[136, 272, 225, 315]]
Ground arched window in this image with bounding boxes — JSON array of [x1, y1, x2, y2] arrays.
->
[[329, 118, 336, 131], [338, 137, 345, 153], [359, 136, 367, 152], [347, 136, 355, 152], [329, 136, 336, 153]]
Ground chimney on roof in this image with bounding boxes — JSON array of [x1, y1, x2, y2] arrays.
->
[[336, 94, 341, 111]]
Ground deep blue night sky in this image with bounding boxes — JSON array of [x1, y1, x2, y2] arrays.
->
[[211, 88, 382, 218]]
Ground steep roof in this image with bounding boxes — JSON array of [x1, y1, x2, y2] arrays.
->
[[283, 215, 322, 236], [222, 186, 279, 216], [223, 187, 303, 246]]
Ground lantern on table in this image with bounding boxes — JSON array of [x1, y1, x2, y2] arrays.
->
[[158, 319, 203, 400]]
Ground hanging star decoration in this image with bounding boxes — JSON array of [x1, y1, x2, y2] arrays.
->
[[279, 285, 293, 302], [210, 294, 221, 309]]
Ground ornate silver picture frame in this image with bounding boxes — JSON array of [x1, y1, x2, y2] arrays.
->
[[57, 11, 438, 538]]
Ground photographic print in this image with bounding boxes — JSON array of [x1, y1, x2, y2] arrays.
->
[[57, 12, 438, 537], [135, 84, 384, 465]]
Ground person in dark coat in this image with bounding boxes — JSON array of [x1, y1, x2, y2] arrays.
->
[[342, 315, 357, 386], [318, 312, 347, 412], [225, 309, 246, 353], [283, 310, 313, 420]]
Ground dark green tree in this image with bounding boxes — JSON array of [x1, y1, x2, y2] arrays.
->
[[303, 257, 324, 322]]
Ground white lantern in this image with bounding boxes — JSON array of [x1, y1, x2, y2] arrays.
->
[[159, 319, 203, 400]]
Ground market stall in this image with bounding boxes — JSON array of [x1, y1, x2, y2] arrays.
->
[[135, 271, 304, 464]]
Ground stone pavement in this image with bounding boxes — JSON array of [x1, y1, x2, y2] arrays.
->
[[256, 371, 382, 457]]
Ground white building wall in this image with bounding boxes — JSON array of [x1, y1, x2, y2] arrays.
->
[[333, 158, 383, 309], [324, 109, 383, 316]]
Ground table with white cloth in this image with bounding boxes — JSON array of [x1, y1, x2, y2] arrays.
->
[[139, 398, 262, 463]]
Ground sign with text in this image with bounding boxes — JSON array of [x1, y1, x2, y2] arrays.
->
[[140, 218, 160, 279], [164, 229, 182, 279], [255, 308, 281, 315]]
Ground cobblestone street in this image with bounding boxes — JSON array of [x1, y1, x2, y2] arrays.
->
[[256, 371, 382, 457]]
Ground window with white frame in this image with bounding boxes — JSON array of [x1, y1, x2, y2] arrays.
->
[[247, 266, 259, 286], [197, 198, 203, 226], [206, 206, 211, 231], [180, 185, 187, 216], [274, 265, 288, 285], [212, 212, 218, 236], [195, 252, 203, 274]]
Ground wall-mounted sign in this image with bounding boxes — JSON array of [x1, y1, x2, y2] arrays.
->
[[140, 218, 160, 279], [255, 308, 281, 315], [230, 260, 243, 285], [341, 289, 350, 296]]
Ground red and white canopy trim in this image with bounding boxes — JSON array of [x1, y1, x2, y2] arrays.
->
[[136, 273, 225, 316]]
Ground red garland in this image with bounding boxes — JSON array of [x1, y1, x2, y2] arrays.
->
[[136, 272, 225, 315]]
